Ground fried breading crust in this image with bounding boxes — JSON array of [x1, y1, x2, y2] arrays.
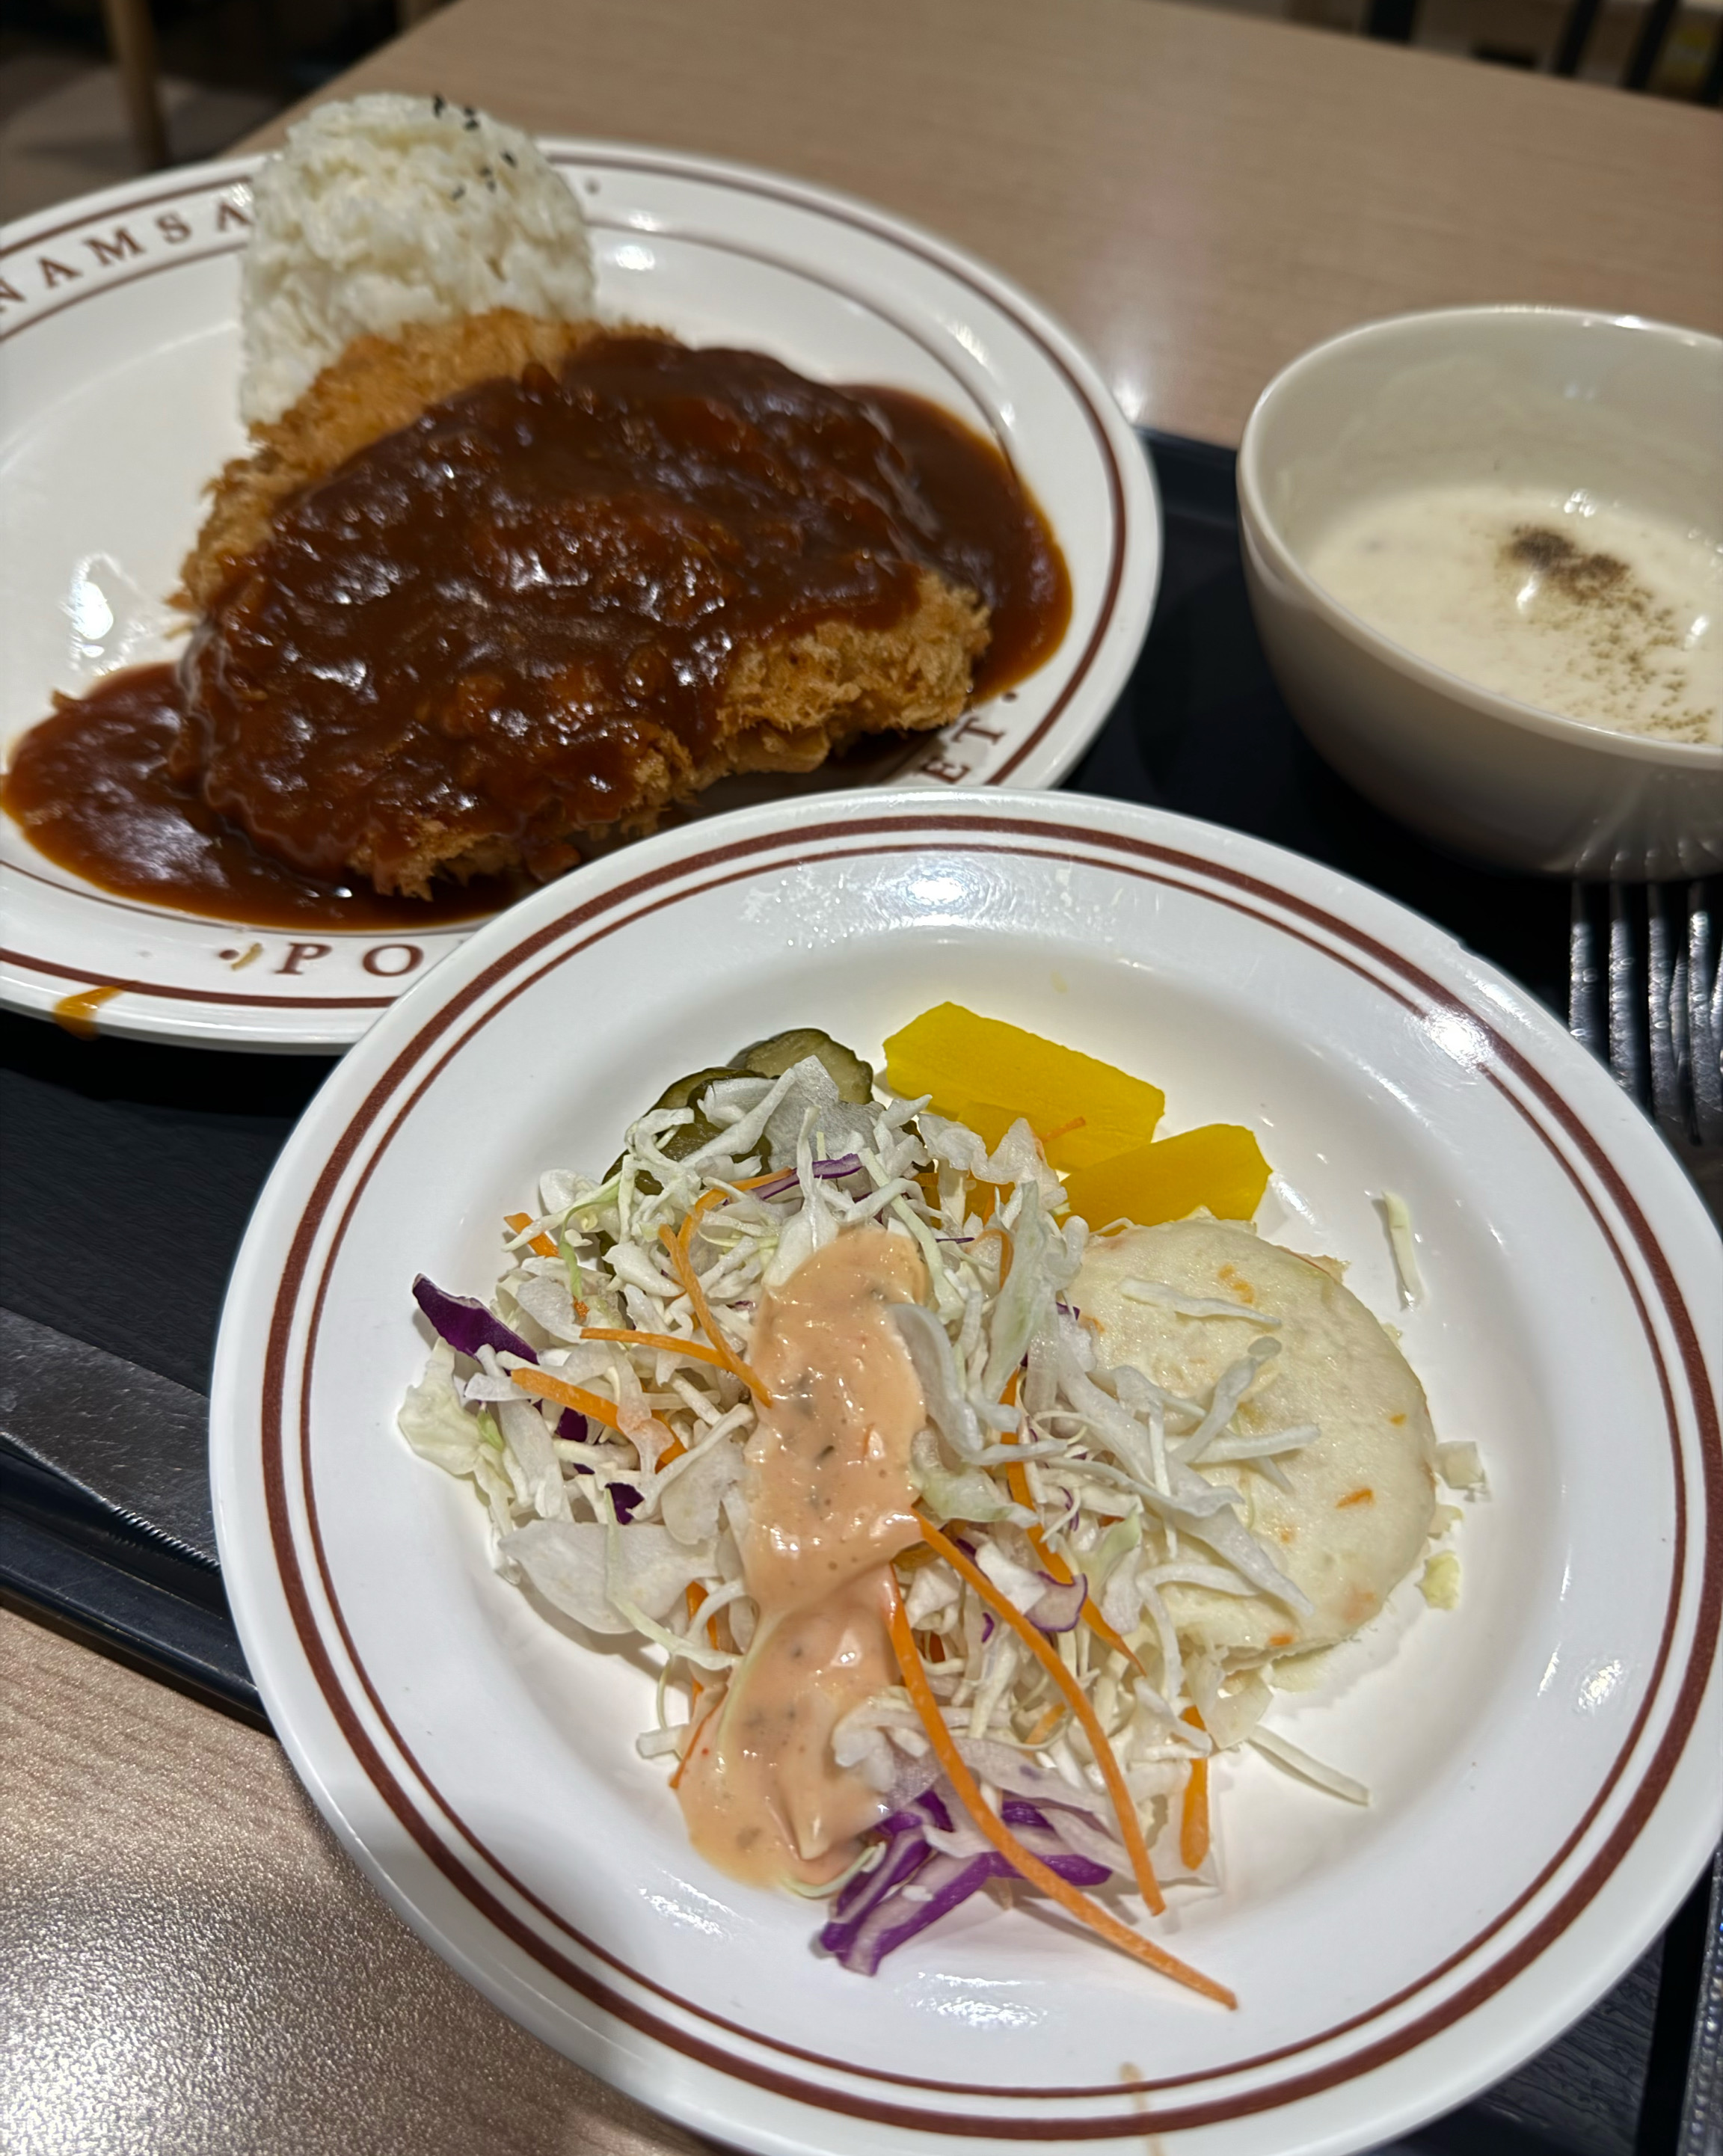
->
[[176, 313, 988, 897], [181, 313, 638, 611]]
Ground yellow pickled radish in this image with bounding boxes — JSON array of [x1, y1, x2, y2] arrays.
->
[[882, 1004, 1164, 1171], [1060, 1124, 1271, 1228]]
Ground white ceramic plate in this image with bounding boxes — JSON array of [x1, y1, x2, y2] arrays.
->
[[210, 787, 1721, 2156], [0, 145, 1157, 1052]]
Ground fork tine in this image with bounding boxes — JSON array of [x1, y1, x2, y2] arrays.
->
[[1647, 885, 1686, 1141], [1609, 884, 1648, 1105], [1568, 882, 1606, 1057], [1690, 880, 1723, 1149]]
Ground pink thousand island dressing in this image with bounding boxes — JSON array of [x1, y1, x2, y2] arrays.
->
[[675, 1225, 929, 1888]]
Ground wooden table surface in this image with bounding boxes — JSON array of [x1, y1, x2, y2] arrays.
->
[[5, 4, 1720, 2149], [243, 0, 1723, 447]]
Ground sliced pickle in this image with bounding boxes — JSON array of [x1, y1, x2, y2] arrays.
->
[[653, 1065, 737, 1162], [731, 1028, 875, 1102], [607, 1064, 735, 1186]]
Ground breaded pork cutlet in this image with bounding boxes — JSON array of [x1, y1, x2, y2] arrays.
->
[[173, 311, 989, 899]]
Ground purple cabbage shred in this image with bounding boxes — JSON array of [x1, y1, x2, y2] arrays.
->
[[1028, 1575, 1087, 1633], [817, 1791, 1113, 1976], [413, 1274, 536, 1364], [746, 1155, 865, 1202], [413, 1274, 644, 1511]]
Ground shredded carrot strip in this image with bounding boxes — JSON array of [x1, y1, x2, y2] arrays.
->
[[666, 1584, 725, 1785], [972, 1224, 1013, 1290], [918, 1517, 1164, 1916], [1001, 1423, 1145, 1675], [1024, 1699, 1065, 1746], [1079, 1602, 1144, 1672], [504, 1211, 559, 1259], [1027, 1517, 1144, 1672], [682, 1585, 705, 1699], [681, 1572, 722, 1648], [885, 1584, 1232, 2006], [655, 1436, 687, 1469], [687, 1169, 784, 1223], [508, 1366, 624, 1433], [658, 1223, 773, 1404], [669, 1694, 719, 1791], [1180, 1707, 1211, 1871], [580, 1326, 731, 1369]]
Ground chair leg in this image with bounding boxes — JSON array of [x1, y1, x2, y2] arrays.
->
[[1363, 0, 1419, 40], [99, 0, 169, 171], [1551, 0, 1603, 74], [1624, 0, 1681, 87], [1703, 14, 1723, 102]]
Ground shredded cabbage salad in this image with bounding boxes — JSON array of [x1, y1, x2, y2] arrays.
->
[[399, 1035, 1446, 1996]]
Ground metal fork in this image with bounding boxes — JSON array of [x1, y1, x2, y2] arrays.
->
[[1571, 880, 1723, 2155], [1570, 881, 1723, 1210]]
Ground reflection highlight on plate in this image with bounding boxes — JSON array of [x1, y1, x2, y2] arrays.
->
[[1422, 1008, 1491, 1070], [915, 1977, 1047, 2032], [1575, 1659, 1627, 1716]]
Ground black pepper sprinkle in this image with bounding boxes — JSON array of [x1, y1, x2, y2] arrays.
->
[[1497, 523, 1708, 740], [502, 150, 517, 166], [432, 93, 446, 115], [450, 185, 464, 200]]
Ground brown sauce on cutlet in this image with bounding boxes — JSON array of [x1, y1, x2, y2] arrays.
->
[[871, 387, 1069, 703], [3, 337, 1069, 925], [1, 664, 519, 930]]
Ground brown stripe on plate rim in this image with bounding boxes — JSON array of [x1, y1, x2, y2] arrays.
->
[[0, 238, 246, 344], [581, 213, 1001, 444], [0, 945, 393, 1010], [0, 168, 244, 259], [254, 811, 1718, 2131]]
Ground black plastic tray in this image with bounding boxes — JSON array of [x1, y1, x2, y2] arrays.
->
[[0, 431, 1712, 2156]]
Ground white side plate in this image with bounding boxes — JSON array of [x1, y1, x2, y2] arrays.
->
[[210, 786, 1722, 2156]]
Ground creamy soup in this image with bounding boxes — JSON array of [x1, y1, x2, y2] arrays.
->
[[1304, 484, 1722, 745]]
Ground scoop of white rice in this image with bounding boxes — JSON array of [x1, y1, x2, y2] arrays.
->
[[239, 92, 595, 427]]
